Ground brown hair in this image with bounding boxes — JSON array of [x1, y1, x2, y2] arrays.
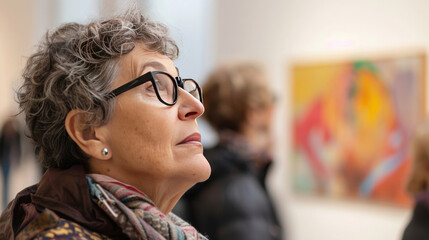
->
[[17, 7, 178, 168], [202, 62, 274, 132], [407, 125, 429, 194]]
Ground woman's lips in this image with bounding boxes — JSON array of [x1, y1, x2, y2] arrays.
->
[[178, 132, 201, 145]]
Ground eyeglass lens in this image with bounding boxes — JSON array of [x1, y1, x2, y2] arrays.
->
[[183, 79, 201, 101], [136, 72, 201, 105], [153, 72, 176, 104]]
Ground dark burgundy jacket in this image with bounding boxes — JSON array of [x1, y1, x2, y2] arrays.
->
[[0, 165, 127, 239]]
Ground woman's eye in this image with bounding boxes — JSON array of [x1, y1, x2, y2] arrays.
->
[[146, 84, 155, 92], [143, 82, 157, 94]]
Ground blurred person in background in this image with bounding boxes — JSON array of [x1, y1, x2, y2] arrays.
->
[[402, 124, 429, 239], [0, 7, 211, 240], [179, 62, 283, 240]]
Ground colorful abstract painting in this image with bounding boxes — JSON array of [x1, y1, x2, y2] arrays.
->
[[291, 53, 426, 206]]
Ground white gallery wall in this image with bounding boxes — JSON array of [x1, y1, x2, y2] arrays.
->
[[213, 0, 429, 240], [2, 0, 429, 239], [0, 1, 49, 122]]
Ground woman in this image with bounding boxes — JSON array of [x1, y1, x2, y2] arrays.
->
[[0, 8, 210, 240], [403, 124, 429, 240], [179, 62, 283, 240]]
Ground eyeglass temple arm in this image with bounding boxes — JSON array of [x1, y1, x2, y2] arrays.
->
[[106, 73, 152, 99], [175, 67, 184, 88]]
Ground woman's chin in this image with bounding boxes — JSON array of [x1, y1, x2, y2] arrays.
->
[[188, 155, 211, 183], [199, 164, 211, 182]]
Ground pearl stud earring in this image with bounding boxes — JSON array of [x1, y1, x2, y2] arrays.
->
[[102, 148, 109, 156]]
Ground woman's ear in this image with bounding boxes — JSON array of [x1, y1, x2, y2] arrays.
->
[[65, 110, 110, 160]]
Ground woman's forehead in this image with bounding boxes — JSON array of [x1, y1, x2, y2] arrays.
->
[[109, 53, 174, 90], [119, 45, 177, 78]]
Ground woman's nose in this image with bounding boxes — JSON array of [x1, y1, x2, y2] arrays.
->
[[177, 88, 204, 120]]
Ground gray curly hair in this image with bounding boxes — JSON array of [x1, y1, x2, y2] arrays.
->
[[18, 8, 179, 169]]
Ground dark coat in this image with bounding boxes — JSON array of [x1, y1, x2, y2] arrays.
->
[[0, 165, 127, 239], [402, 191, 429, 240], [179, 143, 283, 240]]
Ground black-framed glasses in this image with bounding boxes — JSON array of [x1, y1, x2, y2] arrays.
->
[[106, 70, 203, 106]]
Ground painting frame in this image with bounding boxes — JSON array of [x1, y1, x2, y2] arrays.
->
[[290, 51, 426, 206]]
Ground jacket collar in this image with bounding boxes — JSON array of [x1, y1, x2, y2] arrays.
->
[[0, 184, 38, 240], [0, 164, 126, 239]]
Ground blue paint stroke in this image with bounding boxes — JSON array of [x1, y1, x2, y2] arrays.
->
[[359, 149, 406, 197]]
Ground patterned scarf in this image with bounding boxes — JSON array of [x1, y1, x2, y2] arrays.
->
[[86, 174, 208, 240]]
